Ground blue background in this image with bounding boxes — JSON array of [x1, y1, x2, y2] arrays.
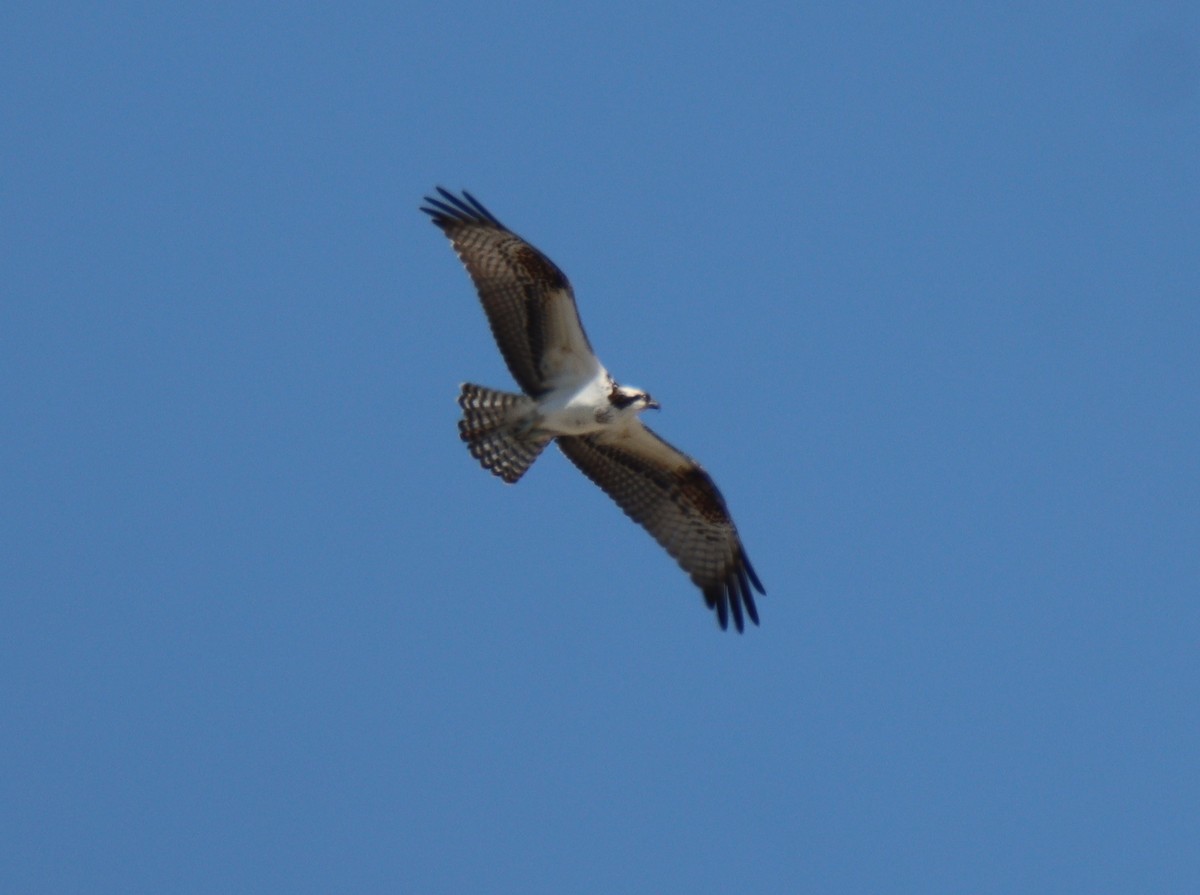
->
[[3, 3, 1198, 892]]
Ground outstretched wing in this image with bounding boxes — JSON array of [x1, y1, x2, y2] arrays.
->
[[557, 425, 765, 632], [421, 188, 598, 396]]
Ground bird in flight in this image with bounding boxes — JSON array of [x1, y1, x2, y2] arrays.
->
[[422, 188, 765, 631]]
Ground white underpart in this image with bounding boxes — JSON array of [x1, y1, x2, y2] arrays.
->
[[533, 364, 618, 436]]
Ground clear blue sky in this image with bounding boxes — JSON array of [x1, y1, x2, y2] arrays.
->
[[3, 2, 1198, 892]]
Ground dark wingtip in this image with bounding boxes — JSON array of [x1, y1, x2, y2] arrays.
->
[[728, 581, 745, 632], [706, 586, 729, 630], [703, 556, 763, 633], [706, 584, 751, 632], [420, 187, 505, 229], [737, 566, 761, 627], [419, 185, 452, 220], [741, 551, 765, 595]]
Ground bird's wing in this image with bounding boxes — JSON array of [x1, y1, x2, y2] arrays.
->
[[422, 188, 598, 396], [557, 424, 765, 631]]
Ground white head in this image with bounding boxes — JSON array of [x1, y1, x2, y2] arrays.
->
[[609, 382, 660, 413]]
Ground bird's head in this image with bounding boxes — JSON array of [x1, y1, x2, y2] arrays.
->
[[610, 383, 660, 413]]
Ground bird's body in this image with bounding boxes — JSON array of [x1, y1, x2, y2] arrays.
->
[[530, 375, 625, 436], [422, 188, 765, 631]]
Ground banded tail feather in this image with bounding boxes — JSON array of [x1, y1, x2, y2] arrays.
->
[[457, 383, 551, 484]]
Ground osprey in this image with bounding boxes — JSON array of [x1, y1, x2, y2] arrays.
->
[[422, 188, 765, 631]]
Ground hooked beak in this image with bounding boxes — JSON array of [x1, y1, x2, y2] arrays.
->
[[646, 398, 661, 410]]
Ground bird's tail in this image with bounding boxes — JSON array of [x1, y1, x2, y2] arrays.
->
[[457, 383, 552, 484]]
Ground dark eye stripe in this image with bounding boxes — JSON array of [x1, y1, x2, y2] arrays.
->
[[611, 392, 637, 408]]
